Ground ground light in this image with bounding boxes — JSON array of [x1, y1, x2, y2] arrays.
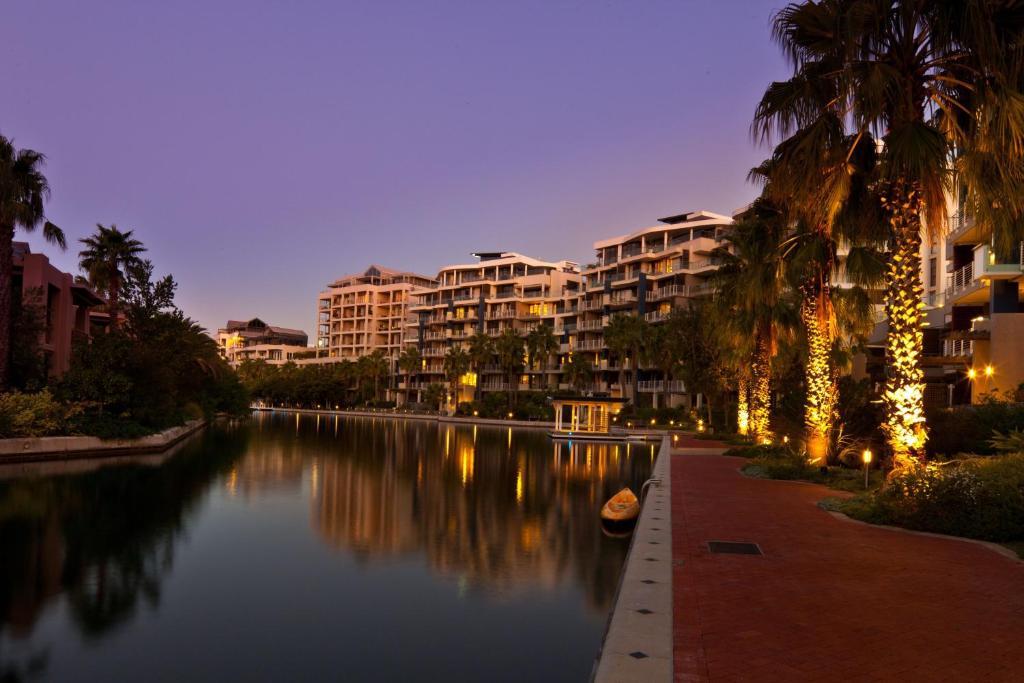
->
[[862, 449, 872, 489]]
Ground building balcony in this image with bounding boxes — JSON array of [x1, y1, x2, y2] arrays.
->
[[645, 310, 668, 323], [637, 380, 686, 393], [607, 292, 637, 306], [576, 339, 605, 351], [942, 338, 974, 359], [579, 299, 604, 311]]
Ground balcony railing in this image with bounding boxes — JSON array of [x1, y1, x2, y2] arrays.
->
[[947, 262, 976, 296], [576, 339, 605, 351], [578, 319, 604, 331], [943, 338, 974, 358], [645, 310, 668, 323], [580, 299, 604, 311], [637, 380, 686, 393]]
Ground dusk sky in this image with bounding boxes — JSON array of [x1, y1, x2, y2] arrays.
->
[[3, 0, 789, 337]]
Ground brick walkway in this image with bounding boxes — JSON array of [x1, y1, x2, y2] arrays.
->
[[671, 450, 1024, 682]]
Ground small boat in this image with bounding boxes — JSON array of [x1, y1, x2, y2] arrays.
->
[[600, 488, 640, 525]]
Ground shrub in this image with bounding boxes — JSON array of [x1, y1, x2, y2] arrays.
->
[[750, 448, 815, 480], [927, 402, 1024, 456], [0, 391, 81, 438], [840, 455, 1024, 542]]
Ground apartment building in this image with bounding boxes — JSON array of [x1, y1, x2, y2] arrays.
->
[[405, 253, 581, 403], [931, 196, 1024, 404], [217, 318, 308, 366], [565, 211, 733, 405], [12, 242, 104, 377], [315, 266, 436, 369]]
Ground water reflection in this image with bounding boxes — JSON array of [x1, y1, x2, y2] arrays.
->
[[0, 413, 651, 681]]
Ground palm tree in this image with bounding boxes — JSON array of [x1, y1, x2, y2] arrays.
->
[[712, 204, 794, 443], [747, 138, 884, 463], [604, 314, 647, 402], [0, 135, 65, 388], [443, 346, 470, 413], [494, 329, 525, 409], [642, 313, 684, 409], [79, 224, 146, 331], [561, 352, 593, 393], [525, 324, 559, 389], [466, 332, 493, 401], [758, 0, 1024, 469], [397, 346, 423, 402], [360, 350, 389, 402]]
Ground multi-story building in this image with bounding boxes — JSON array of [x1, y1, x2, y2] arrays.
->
[[314, 266, 436, 370], [217, 318, 308, 366], [12, 242, 103, 377], [405, 253, 581, 403], [566, 211, 733, 405], [931, 196, 1024, 404]]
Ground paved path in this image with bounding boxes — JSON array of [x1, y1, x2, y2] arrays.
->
[[671, 449, 1024, 682]]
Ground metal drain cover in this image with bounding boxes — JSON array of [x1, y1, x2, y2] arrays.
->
[[707, 541, 762, 555]]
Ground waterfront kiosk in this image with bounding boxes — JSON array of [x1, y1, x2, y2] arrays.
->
[[549, 397, 627, 441]]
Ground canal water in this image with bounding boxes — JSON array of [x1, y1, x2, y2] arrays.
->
[[0, 412, 654, 682]]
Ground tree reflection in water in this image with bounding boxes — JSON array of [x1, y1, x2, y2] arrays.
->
[[0, 424, 249, 644]]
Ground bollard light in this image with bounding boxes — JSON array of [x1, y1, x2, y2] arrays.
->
[[862, 449, 872, 489]]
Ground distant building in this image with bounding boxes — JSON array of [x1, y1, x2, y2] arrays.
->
[[570, 211, 733, 406], [314, 265, 436, 370], [406, 252, 582, 404], [12, 242, 103, 377], [217, 318, 308, 366]]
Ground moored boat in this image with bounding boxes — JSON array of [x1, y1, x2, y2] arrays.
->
[[600, 488, 640, 526]]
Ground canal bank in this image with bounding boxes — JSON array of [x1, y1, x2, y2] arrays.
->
[[0, 418, 208, 465], [592, 435, 673, 682]]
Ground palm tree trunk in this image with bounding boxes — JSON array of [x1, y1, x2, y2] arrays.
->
[[880, 181, 928, 470], [803, 275, 836, 466], [750, 330, 772, 443], [0, 226, 13, 389], [737, 374, 750, 437], [108, 278, 120, 331]]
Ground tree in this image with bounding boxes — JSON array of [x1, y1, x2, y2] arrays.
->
[[0, 135, 65, 388], [443, 346, 470, 413], [711, 205, 795, 443], [466, 332, 493, 401], [494, 329, 525, 409], [675, 302, 729, 428], [604, 314, 647, 402], [642, 312, 684, 409], [562, 352, 593, 393], [747, 138, 884, 462], [525, 324, 559, 389], [758, 0, 1024, 469], [358, 350, 389, 402], [78, 224, 146, 331], [423, 383, 446, 413], [397, 346, 423, 402]]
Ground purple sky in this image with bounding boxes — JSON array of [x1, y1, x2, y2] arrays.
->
[[4, 0, 789, 337]]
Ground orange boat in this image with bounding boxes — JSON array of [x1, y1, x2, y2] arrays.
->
[[600, 488, 640, 524]]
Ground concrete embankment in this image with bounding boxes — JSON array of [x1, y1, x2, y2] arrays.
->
[[0, 419, 208, 465], [592, 435, 673, 682]]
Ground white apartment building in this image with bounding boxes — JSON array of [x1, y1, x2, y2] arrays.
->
[[566, 211, 733, 404], [315, 266, 437, 369], [217, 318, 309, 366], [405, 252, 581, 403]]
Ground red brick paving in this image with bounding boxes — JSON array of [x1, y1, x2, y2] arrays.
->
[[671, 451, 1024, 682]]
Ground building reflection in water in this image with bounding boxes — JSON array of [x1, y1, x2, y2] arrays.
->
[[0, 412, 651, 665], [306, 418, 651, 611]]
